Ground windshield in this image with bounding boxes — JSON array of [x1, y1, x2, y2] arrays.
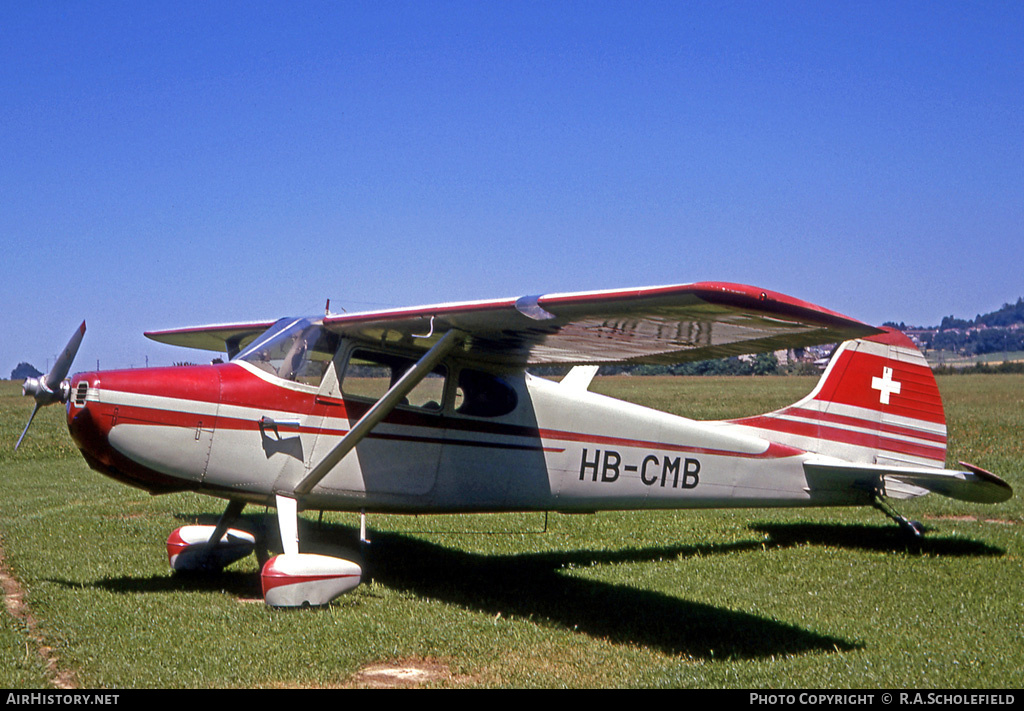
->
[[235, 318, 339, 385]]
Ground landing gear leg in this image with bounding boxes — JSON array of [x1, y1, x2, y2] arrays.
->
[[200, 500, 246, 565]]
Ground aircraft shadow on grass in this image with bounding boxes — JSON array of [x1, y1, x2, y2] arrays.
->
[[56, 515, 1001, 660], [38, 512, 845, 660], [341, 528, 859, 660], [749, 521, 1006, 557]]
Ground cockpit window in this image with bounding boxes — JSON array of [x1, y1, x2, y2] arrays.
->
[[235, 318, 339, 386]]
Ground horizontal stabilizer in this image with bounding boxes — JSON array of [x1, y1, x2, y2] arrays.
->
[[804, 459, 1013, 504]]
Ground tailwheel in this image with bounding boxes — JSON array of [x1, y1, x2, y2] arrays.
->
[[872, 495, 925, 540]]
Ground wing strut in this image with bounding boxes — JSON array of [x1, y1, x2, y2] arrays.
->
[[289, 328, 464, 498]]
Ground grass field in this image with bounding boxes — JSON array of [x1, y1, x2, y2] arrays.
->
[[1, 375, 1021, 688]]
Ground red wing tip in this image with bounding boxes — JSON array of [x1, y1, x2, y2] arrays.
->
[[863, 326, 918, 348], [533, 281, 873, 326], [678, 281, 867, 320]]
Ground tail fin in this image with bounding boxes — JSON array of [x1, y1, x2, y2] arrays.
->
[[735, 329, 1012, 504], [734, 328, 947, 468]]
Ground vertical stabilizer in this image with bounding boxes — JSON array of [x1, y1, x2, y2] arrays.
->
[[732, 329, 947, 468]]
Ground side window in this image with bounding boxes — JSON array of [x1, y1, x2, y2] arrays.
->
[[342, 350, 447, 412], [455, 369, 518, 418]]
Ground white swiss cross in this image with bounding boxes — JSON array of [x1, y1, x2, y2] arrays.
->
[[871, 366, 901, 405]]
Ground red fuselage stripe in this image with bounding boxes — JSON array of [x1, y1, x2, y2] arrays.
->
[[732, 406, 947, 444], [85, 397, 798, 461], [734, 415, 945, 462]]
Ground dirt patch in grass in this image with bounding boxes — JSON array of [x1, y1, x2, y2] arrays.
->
[[0, 534, 78, 689], [347, 657, 475, 688], [925, 514, 1017, 525]]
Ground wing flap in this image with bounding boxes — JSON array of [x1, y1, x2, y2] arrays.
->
[[323, 282, 880, 366]]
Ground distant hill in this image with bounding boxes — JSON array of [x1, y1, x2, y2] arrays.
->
[[11, 362, 42, 380], [888, 297, 1024, 357], [938, 297, 1024, 330]]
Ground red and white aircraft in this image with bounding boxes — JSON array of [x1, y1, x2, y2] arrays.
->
[[18, 282, 1012, 607]]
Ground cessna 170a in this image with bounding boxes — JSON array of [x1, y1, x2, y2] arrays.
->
[[17, 282, 1013, 607]]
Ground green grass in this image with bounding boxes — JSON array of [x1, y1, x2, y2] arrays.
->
[[0, 376, 1021, 688]]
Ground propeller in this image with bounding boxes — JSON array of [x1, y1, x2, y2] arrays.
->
[[16, 321, 86, 450]]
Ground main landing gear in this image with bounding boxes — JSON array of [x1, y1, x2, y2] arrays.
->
[[167, 500, 255, 572], [260, 495, 362, 607], [166, 498, 362, 607]]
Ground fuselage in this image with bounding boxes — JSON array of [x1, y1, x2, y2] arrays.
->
[[66, 338, 865, 515]]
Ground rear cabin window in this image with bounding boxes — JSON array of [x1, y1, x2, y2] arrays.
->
[[455, 369, 518, 418], [342, 350, 447, 412]]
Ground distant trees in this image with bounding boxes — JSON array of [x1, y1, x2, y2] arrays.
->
[[939, 315, 973, 331], [752, 352, 779, 376], [600, 353, 781, 377], [976, 297, 1024, 328], [11, 362, 42, 380]]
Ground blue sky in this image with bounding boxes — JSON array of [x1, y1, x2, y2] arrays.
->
[[3, 1, 1022, 374]]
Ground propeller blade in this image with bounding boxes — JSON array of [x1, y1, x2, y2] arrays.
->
[[15, 321, 86, 450], [15, 404, 41, 451], [45, 321, 86, 391]]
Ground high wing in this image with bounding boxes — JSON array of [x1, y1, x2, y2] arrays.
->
[[322, 282, 882, 366], [145, 319, 277, 359], [144, 282, 880, 366]]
